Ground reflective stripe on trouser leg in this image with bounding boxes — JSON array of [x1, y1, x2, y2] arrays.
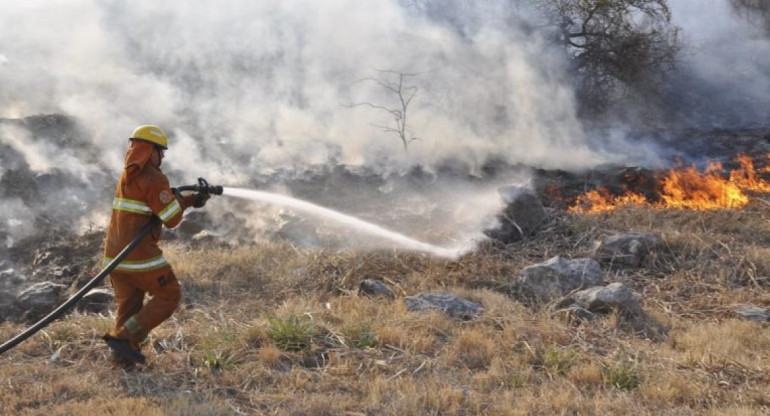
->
[[124, 315, 148, 347], [125, 316, 143, 334]]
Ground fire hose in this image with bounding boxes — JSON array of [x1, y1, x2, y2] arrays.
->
[[0, 178, 222, 355]]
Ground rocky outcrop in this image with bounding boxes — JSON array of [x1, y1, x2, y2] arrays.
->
[[15, 281, 67, 321], [517, 256, 604, 302], [359, 279, 394, 299], [734, 305, 769, 322], [594, 232, 659, 267], [404, 293, 483, 320], [77, 288, 115, 314], [567, 283, 641, 314]]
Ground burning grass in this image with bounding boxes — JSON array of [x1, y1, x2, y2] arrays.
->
[[2, 198, 770, 414], [569, 153, 770, 213]]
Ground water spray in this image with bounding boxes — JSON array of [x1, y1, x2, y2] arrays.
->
[[222, 187, 471, 259], [173, 179, 470, 258]]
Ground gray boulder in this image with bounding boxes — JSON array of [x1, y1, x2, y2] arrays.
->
[[594, 233, 659, 267], [518, 256, 603, 301], [15, 281, 67, 321], [404, 293, 483, 320], [734, 305, 769, 322], [359, 279, 394, 299], [569, 283, 641, 314], [77, 288, 115, 314]]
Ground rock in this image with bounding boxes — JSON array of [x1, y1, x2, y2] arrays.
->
[[734, 305, 769, 322], [518, 256, 604, 301], [404, 293, 483, 320], [77, 288, 114, 314], [569, 283, 641, 314], [484, 186, 546, 244], [15, 281, 67, 321], [594, 232, 659, 267], [359, 279, 394, 299]]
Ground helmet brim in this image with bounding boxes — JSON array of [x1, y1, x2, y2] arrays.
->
[[130, 137, 168, 149]]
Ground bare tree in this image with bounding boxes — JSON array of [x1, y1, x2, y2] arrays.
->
[[348, 70, 420, 151], [536, 0, 680, 117]]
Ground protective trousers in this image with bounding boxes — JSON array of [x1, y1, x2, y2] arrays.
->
[[109, 268, 181, 349]]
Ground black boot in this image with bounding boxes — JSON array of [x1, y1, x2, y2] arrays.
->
[[103, 334, 146, 364]]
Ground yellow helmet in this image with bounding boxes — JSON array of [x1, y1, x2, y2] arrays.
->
[[130, 125, 168, 149]]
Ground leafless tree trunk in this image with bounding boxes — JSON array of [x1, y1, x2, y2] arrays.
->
[[348, 70, 420, 151]]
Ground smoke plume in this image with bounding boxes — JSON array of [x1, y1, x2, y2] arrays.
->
[[0, 0, 767, 250]]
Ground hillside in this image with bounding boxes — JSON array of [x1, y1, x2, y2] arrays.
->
[[2, 172, 770, 415]]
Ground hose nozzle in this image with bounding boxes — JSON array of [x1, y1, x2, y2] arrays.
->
[[196, 177, 223, 195], [173, 177, 223, 196]]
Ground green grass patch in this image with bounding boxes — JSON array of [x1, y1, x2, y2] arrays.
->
[[602, 362, 642, 390], [267, 315, 316, 351]]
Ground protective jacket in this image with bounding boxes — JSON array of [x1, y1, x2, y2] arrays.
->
[[103, 141, 191, 272]]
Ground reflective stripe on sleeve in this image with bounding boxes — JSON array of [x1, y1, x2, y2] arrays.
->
[[158, 199, 182, 223], [102, 255, 169, 272], [113, 198, 152, 215]]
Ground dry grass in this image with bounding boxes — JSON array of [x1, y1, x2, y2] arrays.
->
[[3, 201, 770, 415]]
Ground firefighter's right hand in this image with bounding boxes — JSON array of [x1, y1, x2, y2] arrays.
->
[[192, 192, 210, 208]]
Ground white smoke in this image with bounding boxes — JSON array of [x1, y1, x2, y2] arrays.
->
[[0, 0, 605, 179], [1, 0, 765, 250], [0, 124, 102, 183], [669, 0, 770, 127]]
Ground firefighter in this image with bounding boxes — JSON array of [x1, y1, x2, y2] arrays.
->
[[102, 125, 208, 367]]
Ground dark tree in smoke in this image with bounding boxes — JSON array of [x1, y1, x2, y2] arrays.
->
[[731, 0, 770, 34], [536, 0, 680, 118]]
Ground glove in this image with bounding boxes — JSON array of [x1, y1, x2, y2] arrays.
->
[[192, 192, 210, 208]]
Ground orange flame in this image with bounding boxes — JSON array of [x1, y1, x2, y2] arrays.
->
[[569, 154, 769, 214], [730, 154, 770, 192]]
